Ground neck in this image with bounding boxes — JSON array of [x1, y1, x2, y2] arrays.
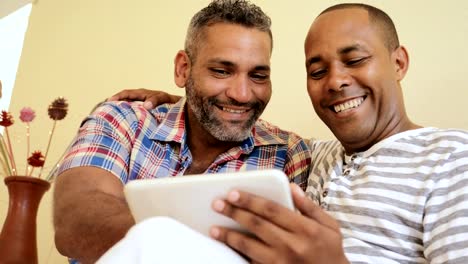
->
[[185, 110, 238, 168], [343, 114, 422, 155]]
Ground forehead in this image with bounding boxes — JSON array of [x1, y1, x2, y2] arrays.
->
[[196, 23, 272, 66], [305, 8, 384, 58]]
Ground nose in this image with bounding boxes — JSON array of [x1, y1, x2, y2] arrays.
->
[[225, 75, 253, 103], [326, 64, 351, 92]]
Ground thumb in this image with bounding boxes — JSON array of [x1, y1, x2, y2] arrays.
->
[[290, 183, 341, 232]]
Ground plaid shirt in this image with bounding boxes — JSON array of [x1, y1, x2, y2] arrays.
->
[[61, 98, 311, 264], [59, 98, 311, 187]]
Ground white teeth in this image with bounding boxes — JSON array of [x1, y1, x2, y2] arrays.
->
[[333, 97, 364, 113], [222, 107, 246, 114]]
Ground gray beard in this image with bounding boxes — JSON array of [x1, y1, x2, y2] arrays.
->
[[185, 77, 264, 142]]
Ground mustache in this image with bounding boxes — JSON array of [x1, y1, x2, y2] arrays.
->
[[207, 97, 264, 109]]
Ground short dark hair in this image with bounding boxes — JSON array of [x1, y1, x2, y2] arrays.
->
[[185, 0, 272, 63], [320, 3, 400, 51]]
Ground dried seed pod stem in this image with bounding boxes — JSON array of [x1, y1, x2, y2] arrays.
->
[[38, 121, 56, 178], [3, 128, 17, 175]]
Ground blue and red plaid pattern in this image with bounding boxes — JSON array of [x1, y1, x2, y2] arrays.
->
[[58, 98, 311, 188], [61, 98, 311, 264]]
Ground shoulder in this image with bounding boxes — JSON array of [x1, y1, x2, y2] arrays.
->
[[89, 101, 152, 123], [307, 138, 342, 151], [253, 120, 312, 188], [253, 119, 306, 147], [77, 101, 167, 143], [413, 127, 468, 140], [397, 128, 468, 181], [87, 101, 180, 128], [306, 138, 343, 161], [399, 127, 468, 150]]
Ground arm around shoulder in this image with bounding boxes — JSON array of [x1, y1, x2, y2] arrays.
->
[[53, 166, 135, 263]]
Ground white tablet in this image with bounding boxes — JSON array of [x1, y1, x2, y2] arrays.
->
[[124, 169, 294, 236]]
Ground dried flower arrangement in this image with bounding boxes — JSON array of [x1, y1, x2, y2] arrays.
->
[[0, 97, 68, 181]]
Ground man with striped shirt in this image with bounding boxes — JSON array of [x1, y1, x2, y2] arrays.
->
[[115, 3, 468, 264], [214, 4, 468, 263]]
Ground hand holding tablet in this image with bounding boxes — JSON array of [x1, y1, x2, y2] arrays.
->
[[124, 169, 294, 236]]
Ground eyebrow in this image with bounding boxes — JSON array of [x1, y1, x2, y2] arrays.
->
[[253, 65, 271, 72], [306, 56, 321, 67], [306, 44, 368, 67], [208, 58, 235, 67], [207, 58, 270, 71], [338, 44, 366, 55]]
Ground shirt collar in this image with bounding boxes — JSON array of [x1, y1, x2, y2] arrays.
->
[[148, 97, 287, 155]]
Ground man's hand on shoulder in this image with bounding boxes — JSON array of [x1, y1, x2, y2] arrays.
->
[[107, 88, 182, 110]]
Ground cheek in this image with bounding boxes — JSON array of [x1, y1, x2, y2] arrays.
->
[[307, 83, 328, 115], [248, 81, 272, 104], [258, 83, 272, 103], [197, 78, 225, 96], [306, 83, 321, 106], [359, 59, 392, 88]]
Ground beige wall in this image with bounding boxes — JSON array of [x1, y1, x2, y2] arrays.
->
[[1, 0, 467, 263], [0, 0, 31, 19]]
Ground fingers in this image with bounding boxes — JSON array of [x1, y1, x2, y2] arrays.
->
[[210, 226, 274, 264], [290, 183, 341, 232], [107, 88, 151, 102], [212, 188, 347, 264], [211, 196, 288, 245], [168, 94, 183, 104], [216, 187, 340, 235], [145, 93, 171, 109], [107, 89, 181, 110], [219, 190, 299, 233]]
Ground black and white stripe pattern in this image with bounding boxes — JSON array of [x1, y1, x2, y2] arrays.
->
[[306, 127, 468, 263]]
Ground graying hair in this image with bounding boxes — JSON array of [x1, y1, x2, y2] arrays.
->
[[185, 0, 272, 63]]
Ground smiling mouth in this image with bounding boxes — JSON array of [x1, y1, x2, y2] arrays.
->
[[331, 97, 365, 113], [217, 105, 249, 114]]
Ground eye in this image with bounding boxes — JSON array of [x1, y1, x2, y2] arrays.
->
[[210, 68, 230, 78], [250, 72, 270, 83], [346, 56, 369, 66], [309, 68, 327, 80]]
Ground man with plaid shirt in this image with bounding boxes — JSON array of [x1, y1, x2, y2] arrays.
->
[[52, 1, 311, 263]]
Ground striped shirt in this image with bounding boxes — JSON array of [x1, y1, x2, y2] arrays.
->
[[58, 97, 311, 187], [306, 127, 468, 263]]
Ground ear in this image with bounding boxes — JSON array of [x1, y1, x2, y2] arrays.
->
[[392, 45, 409, 81], [174, 50, 191, 88]]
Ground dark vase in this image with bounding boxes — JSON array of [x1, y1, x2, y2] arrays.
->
[[0, 176, 51, 264]]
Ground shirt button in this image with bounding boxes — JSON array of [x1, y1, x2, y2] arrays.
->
[[321, 202, 328, 209], [323, 190, 328, 197]]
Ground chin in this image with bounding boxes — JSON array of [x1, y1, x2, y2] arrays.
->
[[331, 125, 363, 141], [209, 125, 251, 142]]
